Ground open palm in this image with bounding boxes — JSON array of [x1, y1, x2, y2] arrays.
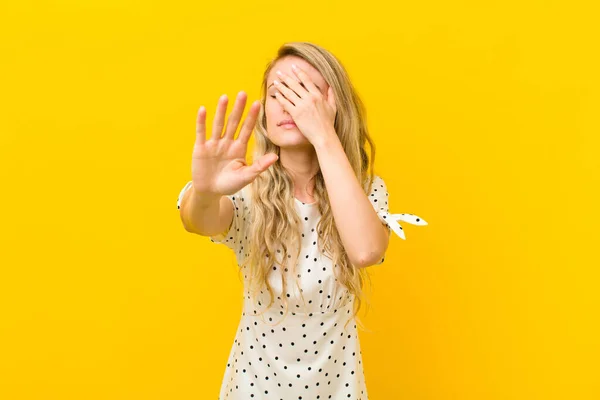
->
[[191, 92, 278, 196]]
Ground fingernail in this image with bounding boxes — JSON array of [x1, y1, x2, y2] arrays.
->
[[292, 64, 297, 69]]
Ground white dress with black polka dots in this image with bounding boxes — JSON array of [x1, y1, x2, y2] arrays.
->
[[177, 175, 427, 399]]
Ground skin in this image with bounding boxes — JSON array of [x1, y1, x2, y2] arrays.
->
[[264, 56, 333, 202], [265, 57, 389, 267], [190, 56, 388, 267]]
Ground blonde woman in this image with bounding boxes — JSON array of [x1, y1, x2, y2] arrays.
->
[[177, 42, 426, 399]]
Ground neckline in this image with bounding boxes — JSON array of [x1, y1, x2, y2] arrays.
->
[[294, 198, 317, 206]]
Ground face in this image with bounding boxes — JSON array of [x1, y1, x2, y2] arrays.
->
[[264, 56, 329, 148]]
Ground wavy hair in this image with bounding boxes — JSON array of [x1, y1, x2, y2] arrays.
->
[[240, 42, 380, 331]]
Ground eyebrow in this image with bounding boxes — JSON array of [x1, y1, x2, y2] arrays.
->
[[268, 81, 322, 92]]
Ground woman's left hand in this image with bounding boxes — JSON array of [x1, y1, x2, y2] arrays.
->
[[272, 64, 337, 145]]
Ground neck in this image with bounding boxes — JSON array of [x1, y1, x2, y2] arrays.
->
[[279, 146, 320, 198]]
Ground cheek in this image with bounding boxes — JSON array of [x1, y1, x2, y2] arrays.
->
[[264, 101, 280, 128]]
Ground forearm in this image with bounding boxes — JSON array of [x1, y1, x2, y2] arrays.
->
[[180, 187, 226, 236], [313, 132, 389, 267]]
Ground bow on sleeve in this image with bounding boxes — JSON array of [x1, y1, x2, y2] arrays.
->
[[377, 211, 428, 240]]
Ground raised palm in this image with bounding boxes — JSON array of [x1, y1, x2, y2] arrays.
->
[[191, 92, 278, 196]]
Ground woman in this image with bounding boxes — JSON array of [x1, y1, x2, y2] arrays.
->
[[177, 42, 426, 400]]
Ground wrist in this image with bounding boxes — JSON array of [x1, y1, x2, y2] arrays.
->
[[312, 128, 339, 151], [191, 189, 222, 208]]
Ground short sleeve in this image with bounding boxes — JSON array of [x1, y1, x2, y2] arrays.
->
[[176, 181, 249, 254], [208, 189, 249, 254], [366, 175, 391, 265], [177, 181, 193, 210], [365, 175, 428, 263]]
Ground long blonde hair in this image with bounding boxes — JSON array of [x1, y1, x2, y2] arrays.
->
[[241, 42, 380, 330]]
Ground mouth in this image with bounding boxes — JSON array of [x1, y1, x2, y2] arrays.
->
[[278, 120, 296, 127]]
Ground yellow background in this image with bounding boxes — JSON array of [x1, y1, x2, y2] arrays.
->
[[1, 0, 598, 399]]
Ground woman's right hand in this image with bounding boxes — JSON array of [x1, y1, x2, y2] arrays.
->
[[191, 91, 278, 197]]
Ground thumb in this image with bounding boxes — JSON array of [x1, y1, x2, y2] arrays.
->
[[327, 86, 336, 112], [244, 153, 279, 181]]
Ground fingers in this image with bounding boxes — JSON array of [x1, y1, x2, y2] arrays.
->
[[195, 106, 207, 144], [237, 100, 261, 145], [223, 91, 247, 140], [275, 69, 305, 98], [273, 91, 293, 114], [273, 79, 297, 106], [211, 94, 229, 140], [291, 64, 320, 94]]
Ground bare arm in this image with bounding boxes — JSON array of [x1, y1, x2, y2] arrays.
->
[[270, 66, 387, 268], [179, 186, 233, 237], [314, 132, 389, 268], [180, 91, 276, 239]]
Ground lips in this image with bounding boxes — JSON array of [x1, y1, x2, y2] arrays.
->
[[278, 119, 296, 126]]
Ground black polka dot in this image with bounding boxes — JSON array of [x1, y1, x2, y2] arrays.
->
[[183, 176, 392, 397]]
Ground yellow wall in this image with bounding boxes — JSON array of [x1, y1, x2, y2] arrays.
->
[[1, 1, 598, 399]]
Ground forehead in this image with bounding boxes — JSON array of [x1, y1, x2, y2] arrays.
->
[[267, 56, 326, 88]]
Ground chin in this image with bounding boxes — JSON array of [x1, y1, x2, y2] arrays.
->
[[269, 129, 312, 148]]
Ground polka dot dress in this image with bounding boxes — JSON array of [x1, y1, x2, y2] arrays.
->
[[176, 175, 426, 399]]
